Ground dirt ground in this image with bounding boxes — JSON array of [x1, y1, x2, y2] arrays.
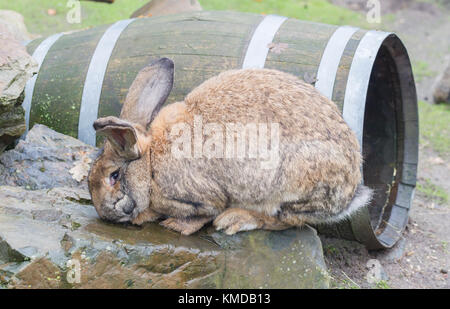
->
[[322, 0, 450, 289]]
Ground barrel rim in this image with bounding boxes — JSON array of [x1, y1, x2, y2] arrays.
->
[[346, 32, 418, 249]]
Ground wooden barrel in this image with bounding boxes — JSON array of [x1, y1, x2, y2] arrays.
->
[[24, 11, 418, 249]]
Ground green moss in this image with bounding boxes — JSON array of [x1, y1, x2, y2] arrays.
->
[[39, 160, 46, 173], [417, 178, 449, 204], [71, 221, 82, 231], [64, 197, 93, 206], [418, 100, 450, 156]]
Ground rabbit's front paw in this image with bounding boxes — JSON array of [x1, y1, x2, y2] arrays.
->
[[160, 216, 212, 235], [131, 208, 162, 225], [213, 208, 263, 235]]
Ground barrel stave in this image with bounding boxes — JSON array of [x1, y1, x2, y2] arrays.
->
[[265, 19, 336, 89], [331, 30, 366, 111], [97, 12, 263, 132], [29, 25, 109, 138]]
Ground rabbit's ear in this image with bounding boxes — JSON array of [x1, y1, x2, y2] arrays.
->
[[93, 116, 140, 160], [121, 58, 174, 129]]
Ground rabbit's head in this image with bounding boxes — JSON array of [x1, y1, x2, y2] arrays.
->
[[88, 58, 174, 223]]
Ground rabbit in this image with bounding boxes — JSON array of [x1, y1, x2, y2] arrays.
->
[[88, 57, 373, 235]]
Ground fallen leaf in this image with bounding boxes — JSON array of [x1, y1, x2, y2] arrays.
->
[[427, 156, 444, 165], [303, 72, 317, 85], [69, 156, 92, 182], [47, 8, 57, 16], [268, 42, 289, 54]]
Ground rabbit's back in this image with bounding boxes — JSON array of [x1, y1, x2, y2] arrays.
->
[[185, 69, 352, 144], [186, 68, 362, 199], [151, 69, 363, 220]]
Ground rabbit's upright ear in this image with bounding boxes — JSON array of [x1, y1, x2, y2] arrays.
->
[[120, 58, 174, 129], [93, 116, 140, 160]]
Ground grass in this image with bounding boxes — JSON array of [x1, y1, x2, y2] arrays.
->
[[0, 0, 373, 37], [199, 0, 370, 27], [413, 61, 435, 82], [323, 244, 339, 255], [328, 273, 360, 289], [415, 101, 449, 206], [418, 100, 450, 157], [417, 178, 449, 204], [375, 280, 391, 289], [0, 0, 148, 36]]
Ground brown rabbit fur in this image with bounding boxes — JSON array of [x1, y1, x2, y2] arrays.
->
[[88, 58, 372, 235]]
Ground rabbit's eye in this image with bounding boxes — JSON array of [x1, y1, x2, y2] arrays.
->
[[109, 170, 120, 186]]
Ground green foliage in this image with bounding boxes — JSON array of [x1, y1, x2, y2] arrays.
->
[[418, 101, 450, 156]]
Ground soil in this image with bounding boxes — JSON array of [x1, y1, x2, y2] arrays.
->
[[322, 0, 450, 289]]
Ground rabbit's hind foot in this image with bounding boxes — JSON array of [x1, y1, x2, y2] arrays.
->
[[213, 208, 290, 235], [160, 216, 213, 235]]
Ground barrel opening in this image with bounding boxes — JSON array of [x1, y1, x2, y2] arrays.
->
[[362, 35, 418, 248]]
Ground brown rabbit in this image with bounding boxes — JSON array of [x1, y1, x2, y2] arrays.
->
[[88, 58, 372, 235]]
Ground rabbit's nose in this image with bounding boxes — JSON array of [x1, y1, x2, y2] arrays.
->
[[123, 202, 135, 215]]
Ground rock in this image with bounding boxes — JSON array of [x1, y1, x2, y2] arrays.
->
[[215, 228, 329, 288], [0, 123, 329, 288], [0, 186, 328, 288], [0, 21, 38, 153], [372, 237, 406, 262], [433, 62, 450, 104], [365, 259, 389, 284], [131, 0, 202, 18], [0, 235, 27, 264], [0, 10, 36, 43], [0, 124, 97, 190]]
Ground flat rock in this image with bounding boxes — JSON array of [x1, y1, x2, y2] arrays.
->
[[0, 122, 329, 288], [0, 124, 97, 190], [0, 185, 329, 288]]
